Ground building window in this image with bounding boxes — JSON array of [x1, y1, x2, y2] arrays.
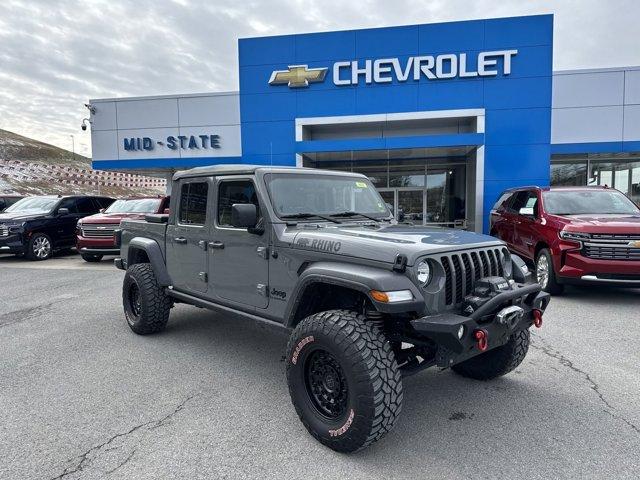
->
[[301, 148, 469, 226], [551, 153, 640, 205]]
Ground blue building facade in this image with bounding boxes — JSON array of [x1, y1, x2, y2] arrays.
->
[[237, 14, 554, 231]]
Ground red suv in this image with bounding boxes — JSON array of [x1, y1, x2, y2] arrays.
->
[[76, 196, 169, 262], [490, 186, 640, 293]]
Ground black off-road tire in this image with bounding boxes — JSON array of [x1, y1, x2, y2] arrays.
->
[[536, 248, 564, 295], [25, 233, 53, 261], [451, 328, 530, 380], [122, 263, 171, 335], [286, 310, 403, 453], [81, 253, 103, 262]]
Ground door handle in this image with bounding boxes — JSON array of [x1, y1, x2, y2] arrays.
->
[[174, 237, 187, 244], [208, 241, 225, 250], [198, 240, 207, 250]]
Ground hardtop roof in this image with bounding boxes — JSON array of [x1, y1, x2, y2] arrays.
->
[[172, 165, 367, 181]]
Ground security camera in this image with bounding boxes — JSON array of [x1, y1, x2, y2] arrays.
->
[[81, 124, 87, 131], [81, 118, 91, 131], [84, 103, 96, 115]]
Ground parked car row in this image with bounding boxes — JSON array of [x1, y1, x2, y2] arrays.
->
[[490, 185, 640, 294], [3, 183, 640, 294], [0, 194, 169, 261]]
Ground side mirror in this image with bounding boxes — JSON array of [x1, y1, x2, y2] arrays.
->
[[163, 208, 170, 214], [397, 208, 405, 222], [99, 208, 105, 213], [57, 207, 70, 216], [231, 203, 257, 228]]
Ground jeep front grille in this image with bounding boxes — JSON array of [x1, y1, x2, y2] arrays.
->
[[440, 247, 509, 305], [81, 224, 119, 238]]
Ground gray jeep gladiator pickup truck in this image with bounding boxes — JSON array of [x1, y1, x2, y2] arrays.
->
[[115, 165, 549, 453]]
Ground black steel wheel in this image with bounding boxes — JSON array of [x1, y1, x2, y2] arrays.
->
[[128, 282, 142, 318], [286, 309, 403, 453], [304, 349, 349, 420], [122, 263, 172, 335]]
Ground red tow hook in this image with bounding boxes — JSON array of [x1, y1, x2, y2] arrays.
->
[[474, 329, 489, 352], [533, 309, 543, 329]]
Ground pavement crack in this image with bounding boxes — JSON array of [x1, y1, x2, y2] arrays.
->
[[531, 336, 639, 435], [49, 394, 197, 479], [104, 447, 136, 476]]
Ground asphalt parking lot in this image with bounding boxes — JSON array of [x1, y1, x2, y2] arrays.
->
[[1, 254, 639, 479]]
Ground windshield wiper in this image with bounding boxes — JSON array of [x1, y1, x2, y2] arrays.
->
[[280, 213, 342, 223], [330, 211, 382, 222]]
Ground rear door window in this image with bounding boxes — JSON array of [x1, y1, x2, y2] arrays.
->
[[76, 197, 98, 214], [493, 192, 515, 211], [58, 198, 78, 214], [178, 182, 209, 225]]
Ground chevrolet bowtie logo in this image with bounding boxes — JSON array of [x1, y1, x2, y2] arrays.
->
[[630, 240, 640, 248], [268, 65, 328, 88]]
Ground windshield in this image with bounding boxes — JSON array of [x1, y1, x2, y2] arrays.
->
[[265, 174, 390, 219], [4, 197, 58, 214], [105, 198, 161, 214], [542, 190, 640, 215]]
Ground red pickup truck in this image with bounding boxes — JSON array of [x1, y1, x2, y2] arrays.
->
[[490, 186, 640, 293], [76, 196, 169, 262]]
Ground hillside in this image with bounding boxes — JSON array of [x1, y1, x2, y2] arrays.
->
[[0, 129, 91, 169], [0, 129, 164, 196]]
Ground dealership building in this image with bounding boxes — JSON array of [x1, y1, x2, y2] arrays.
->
[[88, 14, 640, 232]]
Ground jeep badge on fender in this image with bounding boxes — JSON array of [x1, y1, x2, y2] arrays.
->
[[115, 165, 550, 453]]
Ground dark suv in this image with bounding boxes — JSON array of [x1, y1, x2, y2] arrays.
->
[[0, 195, 114, 260], [490, 186, 640, 293]]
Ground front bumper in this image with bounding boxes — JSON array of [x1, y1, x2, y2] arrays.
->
[[410, 283, 549, 367], [76, 235, 119, 256], [0, 233, 25, 253], [554, 242, 640, 284], [79, 247, 120, 255]]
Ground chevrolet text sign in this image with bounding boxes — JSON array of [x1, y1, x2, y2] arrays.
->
[[269, 50, 517, 88]]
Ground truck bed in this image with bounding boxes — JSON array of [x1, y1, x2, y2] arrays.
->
[[120, 218, 168, 259]]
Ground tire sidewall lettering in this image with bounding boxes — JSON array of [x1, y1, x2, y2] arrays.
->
[[291, 335, 314, 365], [328, 408, 355, 437]]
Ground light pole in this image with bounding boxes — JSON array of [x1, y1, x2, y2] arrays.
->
[[69, 134, 75, 162]]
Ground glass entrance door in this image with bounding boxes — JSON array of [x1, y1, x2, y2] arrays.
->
[[302, 148, 470, 227], [397, 189, 424, 225], [378, 190, 395, 217]]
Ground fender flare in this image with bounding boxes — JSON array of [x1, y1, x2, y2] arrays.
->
[[127, 237, 172, 286], [284, 261, 424, 327]]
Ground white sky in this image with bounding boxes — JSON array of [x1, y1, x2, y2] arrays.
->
[[1, 0, 639, 158]]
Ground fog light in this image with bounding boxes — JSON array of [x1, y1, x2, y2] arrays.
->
[[457, 325, 465, 340]]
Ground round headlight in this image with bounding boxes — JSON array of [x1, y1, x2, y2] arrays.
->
[[416, 260, 431, 287]]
